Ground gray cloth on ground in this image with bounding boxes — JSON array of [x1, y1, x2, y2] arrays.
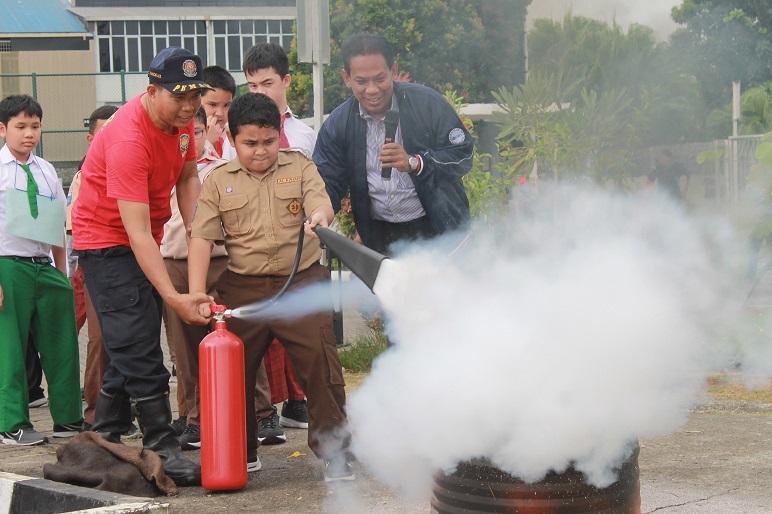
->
[[43, 431, 178, 497]]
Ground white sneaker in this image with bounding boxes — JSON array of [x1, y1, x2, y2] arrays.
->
[[247, 456, 262, 473]]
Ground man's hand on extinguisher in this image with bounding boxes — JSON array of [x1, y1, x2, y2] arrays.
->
[[168, 291, 214, 325], [197, 301, 214, 319]]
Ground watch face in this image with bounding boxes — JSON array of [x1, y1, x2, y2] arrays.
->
[[409, 156, 418, 171]]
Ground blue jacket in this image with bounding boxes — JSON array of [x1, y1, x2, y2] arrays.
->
[[314, 82, 473, 248]]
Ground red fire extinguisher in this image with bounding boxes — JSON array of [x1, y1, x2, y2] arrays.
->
[[199, 304, 247, 491]]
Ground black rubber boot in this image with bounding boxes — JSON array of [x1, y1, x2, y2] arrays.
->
[[134, 392, 201, 487], [91, 390, 131, 444]]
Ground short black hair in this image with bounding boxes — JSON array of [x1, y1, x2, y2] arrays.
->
[[202, 65, 236, 96], [341, 33, 394, 74], [228, 93, 280, 137], [242, 42, 290, 78], [88, 105, 118, 135], [0, 94, 43, 125], [194, 106, 207, 125]]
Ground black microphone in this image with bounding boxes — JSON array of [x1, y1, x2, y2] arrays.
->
[[381, 110, 400, 180]]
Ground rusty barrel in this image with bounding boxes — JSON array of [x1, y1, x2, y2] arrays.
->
[[431, 446, 640, 514]]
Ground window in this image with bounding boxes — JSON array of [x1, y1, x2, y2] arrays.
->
[[0, 40, 12, 52], [95, 18, 294, 73], [211, 18, 295, 70], [96, 19, 209, 72]]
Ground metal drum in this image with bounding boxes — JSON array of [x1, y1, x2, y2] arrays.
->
[[431, 447, 640, 514]]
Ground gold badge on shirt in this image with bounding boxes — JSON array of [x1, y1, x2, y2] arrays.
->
[[180, 133, 190, 158], [288, 199, 302, 215]]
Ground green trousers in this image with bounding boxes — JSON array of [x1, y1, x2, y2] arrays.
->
[[0, 258, 82, 432]]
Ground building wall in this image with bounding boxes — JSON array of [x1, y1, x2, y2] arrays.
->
[[74, 0, 295, 7], [0, 46, 97, 162]]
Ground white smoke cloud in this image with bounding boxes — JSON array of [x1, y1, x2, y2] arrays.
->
[[346, 184, 758, 498]]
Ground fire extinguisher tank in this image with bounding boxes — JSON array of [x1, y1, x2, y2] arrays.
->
[[199, 308, 248, 491]]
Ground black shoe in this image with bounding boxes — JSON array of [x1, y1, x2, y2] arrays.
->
[[0, 428, 48, 446], [53, 419, 85, 438], [171, 416, 187, 437], [257, 411, 286, 445], [279, 399, 308, 429], [28, 394, 47, 408], [178, 424, 201, 450], [324, 455, 355, 482], [247, 456, 261, 473]]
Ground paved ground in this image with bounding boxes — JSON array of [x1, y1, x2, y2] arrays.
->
[[2, 296, 771, 512], [4, 391, 771, 513]]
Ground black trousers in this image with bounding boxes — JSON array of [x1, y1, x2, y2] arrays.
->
[[26, 334, 44, 401], [368, 216, 435, 257], [75, 246, 168, 399]]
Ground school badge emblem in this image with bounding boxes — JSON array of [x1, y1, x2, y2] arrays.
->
[[181, 59, 197, 78], [448, 127, 465, 145], [180, 133, 190, 157], [288, 199, 302, 215]]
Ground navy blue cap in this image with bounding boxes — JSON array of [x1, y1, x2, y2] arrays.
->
[[147, 47, 213, 94]]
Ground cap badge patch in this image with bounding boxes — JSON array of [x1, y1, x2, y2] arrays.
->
[[288, 199, 302, 215], [179, 133, 190, 157], [449, 127, 465, 145], [181, 59, 197, 78]]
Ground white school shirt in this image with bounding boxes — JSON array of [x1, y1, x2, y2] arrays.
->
[[283, 107, 317, 154], [0, 144, 66, 257]]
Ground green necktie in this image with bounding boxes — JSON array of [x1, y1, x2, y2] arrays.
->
[[19, 163, 39, 219]]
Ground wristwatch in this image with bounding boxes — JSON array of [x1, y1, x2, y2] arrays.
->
[[408, 155, 419, 173]]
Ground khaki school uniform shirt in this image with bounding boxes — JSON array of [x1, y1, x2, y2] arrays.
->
[[191, 149, 331, 276]]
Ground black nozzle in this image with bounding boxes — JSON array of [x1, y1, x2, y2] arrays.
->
[[313, 226, 388, 292]]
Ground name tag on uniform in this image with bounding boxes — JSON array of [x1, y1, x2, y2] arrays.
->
[[277, 177, 301, 184]]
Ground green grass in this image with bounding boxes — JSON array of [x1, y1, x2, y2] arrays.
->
[[338, 332, 387, 373], [343, 371, 367, 393], [707, 373, 772, 402]]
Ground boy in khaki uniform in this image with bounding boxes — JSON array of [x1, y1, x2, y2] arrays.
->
[[188, 92, 353, 481]]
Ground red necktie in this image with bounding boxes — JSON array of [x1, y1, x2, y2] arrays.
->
[[279, 112, 291, 149], [214, 137, 224, 158]]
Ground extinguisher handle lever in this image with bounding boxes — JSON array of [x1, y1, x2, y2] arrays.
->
[[210, 303, 230, 321]]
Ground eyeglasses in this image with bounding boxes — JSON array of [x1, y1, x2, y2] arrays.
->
[[194, 129, 205, 137]]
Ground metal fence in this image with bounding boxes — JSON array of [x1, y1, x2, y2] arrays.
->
[[631, 135, 763, 208], [0, 70, 245, 184], [0, 72, 149, 163]]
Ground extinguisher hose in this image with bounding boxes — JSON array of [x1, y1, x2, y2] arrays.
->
[[229, 217, 311, 317]]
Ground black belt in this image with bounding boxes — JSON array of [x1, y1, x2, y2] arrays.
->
[[0, 255, 52, 265]]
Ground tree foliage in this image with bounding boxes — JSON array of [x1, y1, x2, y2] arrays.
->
[[286, 0, 531, 117], [524, 14, 701, 149], [671, 0, 772, 109]]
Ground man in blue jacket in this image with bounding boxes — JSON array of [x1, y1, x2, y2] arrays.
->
[[314, 33, 473, 255]]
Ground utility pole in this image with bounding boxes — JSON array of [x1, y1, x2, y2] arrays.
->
[[732, 80, 741, 138], [296, 0, 330, 132]]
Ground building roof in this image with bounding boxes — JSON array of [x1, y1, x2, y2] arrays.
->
[[0, 0, 88, 35], [68, 6, 295, 21]]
